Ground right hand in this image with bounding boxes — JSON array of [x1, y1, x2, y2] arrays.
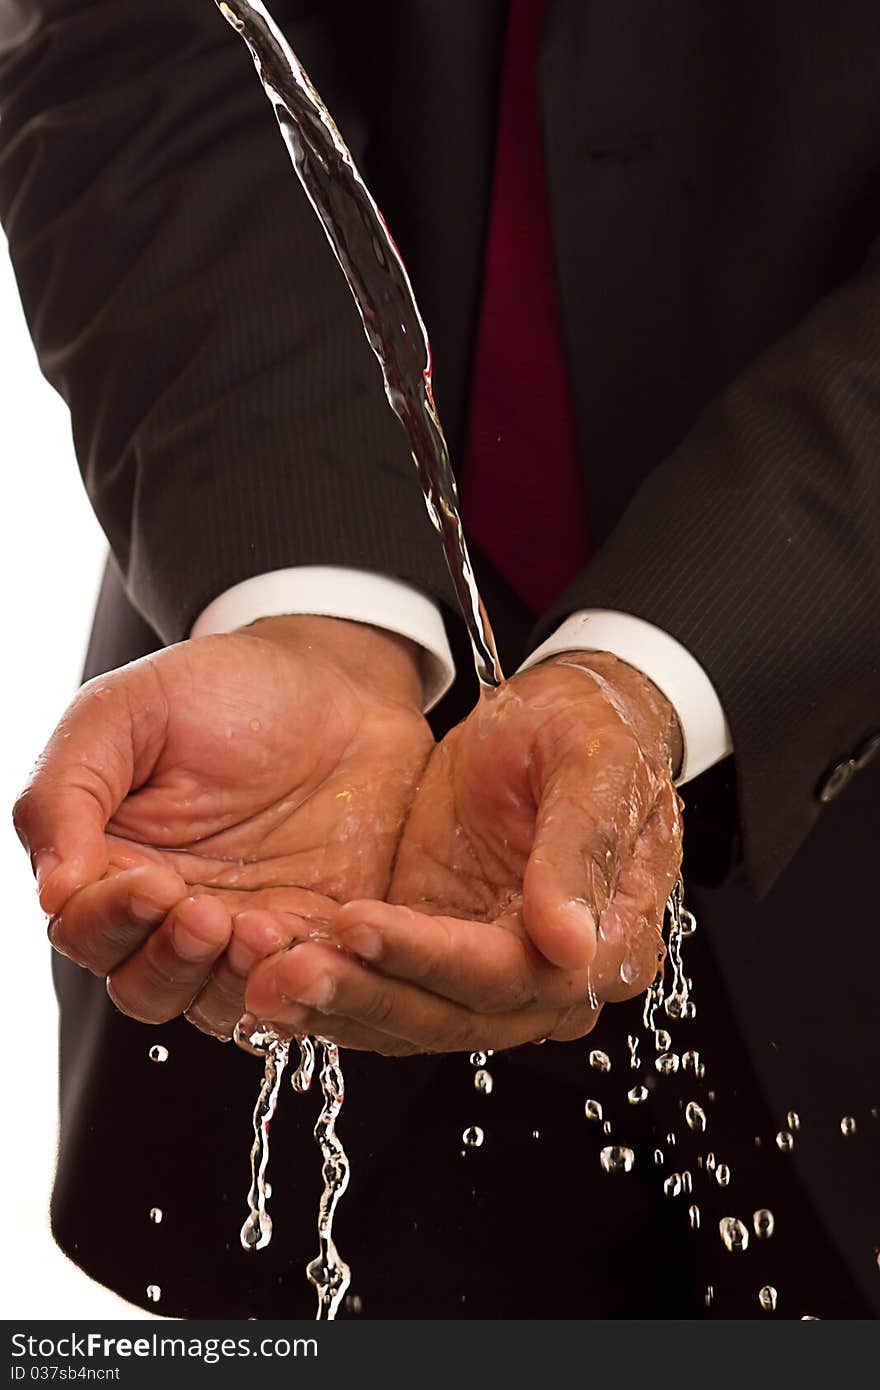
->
[[13, 614, 432, 1036]]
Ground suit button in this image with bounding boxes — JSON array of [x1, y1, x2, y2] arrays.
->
[[853, 732, 880, 771], [816, 759, 856, 803]]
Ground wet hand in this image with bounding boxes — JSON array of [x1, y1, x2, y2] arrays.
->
[[13, 616, 432, 1035], [243, 653, 684, 1054]]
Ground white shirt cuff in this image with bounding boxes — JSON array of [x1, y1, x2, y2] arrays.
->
[[519, 610, 733, 784], [190, 567, 456, 712]]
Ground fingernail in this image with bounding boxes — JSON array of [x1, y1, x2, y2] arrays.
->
[[291, 975, 335, 1010], [47, 916, 60, 946], [35, 850, 61, 892], [130, 896, 167, 926], [339, 926, 382, 961]]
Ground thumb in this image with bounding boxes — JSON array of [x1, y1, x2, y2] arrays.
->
[[522, 740, 647, 971], [13, 664, 167, 915]]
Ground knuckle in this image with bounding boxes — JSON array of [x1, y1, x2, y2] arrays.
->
[[360, 987, 396, 1029]]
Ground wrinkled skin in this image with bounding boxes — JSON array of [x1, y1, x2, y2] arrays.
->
[[13, 616, 432, 1036], [245, 653, 684, 1054]]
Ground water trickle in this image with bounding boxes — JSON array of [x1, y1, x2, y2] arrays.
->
[[753, 1209, 775, 1239], [291, 1037, 316, 1094], [306, 1040, 351, 1320], [599, 1145, 634, 1174], [239, 1030, 290, 1253], [776, 1131, 794, 1152], [584, 1099, 603, 1122], [627, 1085, 648, 1105], [758, 1285, 778, 1311], [462, 1126, 484, 1149], [840, 1115, 857, 1138], [719, 1217, 749, 1253], [149, 1207, 163, 1225], [148, 1045, 169, 1064], [715, 1164, 731, 1188], [474, 1068, 494, 1096], [589, 1050, 611, 1073], [685, 1101, 707, 1133], [146, 1285, 161, 1304]]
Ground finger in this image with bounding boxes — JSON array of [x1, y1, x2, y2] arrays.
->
[[13, 667, 166, 915], [592, 781, 682, 1003], [185, 909, 307, 1039], [48, 864, 188, 974], [245, 941, 573, 1053], [523, 729, 654, 970], [332, 899, 586, 1013], [107, 894, 233, 1024]]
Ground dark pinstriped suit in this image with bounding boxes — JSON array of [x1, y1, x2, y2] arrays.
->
[[1, 1, 878, 1317]]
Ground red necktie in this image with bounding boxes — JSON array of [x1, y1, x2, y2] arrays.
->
[[462, 0, 590, 613]]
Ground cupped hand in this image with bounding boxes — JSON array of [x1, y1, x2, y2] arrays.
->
[[244, 652, 684, 1054], [13, 615, 432, 1034]]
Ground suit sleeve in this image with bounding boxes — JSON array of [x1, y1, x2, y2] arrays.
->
[[532, 236, 880, 898], [0, 0, 458, 644]]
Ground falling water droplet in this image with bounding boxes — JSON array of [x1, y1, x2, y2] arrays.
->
[[786, 1110, 800, 1131], [531, 1130, 540, 1140], [599, 1145, 634, 1174], [682, 1170, 693, 1194], [148, 1207, 163, 1225], [666, 1132, 677, 1147], [705, 1285, 714, 1308], [628, 1085, 648, 1105], [589, 1050, 611, 1072], [776, 1131, 794, 1152], [654, 1030, 672, 1052], [627, 1034, 641, 1070], [682, 1050, 701, 1073], [715, 1164, 731, 1187], [654, 1148, 665, 1166], [602, 1120, 612, 1135], [148, 1045, 168, 1064], [758, 1285, 778, 1311], [469, 1052, 488, 1068], [719, 1217, 749, 1253], [686, 1101, 707, 1133], [705, 1152, 716, 1171], [146, 1285, 161, 1304], [344, 1293, 363, 1315], [462, 1126, 484, 1148], [584, 1099, 603, 1122], [688, 1204, 701, 1230], [474, 1068, 494, 1095], [753, 1208, 775, 1239], [656, 1052, 680, 1075], [840, 1115, 857, 1137], [241, 1210, 273, 1251], [663, 1174, 682, 1198]]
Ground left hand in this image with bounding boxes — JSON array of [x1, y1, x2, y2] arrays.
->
[[245, 652, 684, 1053]]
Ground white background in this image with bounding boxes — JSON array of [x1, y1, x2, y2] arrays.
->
[[0, 237, 158, 1318]]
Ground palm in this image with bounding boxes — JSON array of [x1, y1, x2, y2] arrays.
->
[[391, 663, 681, 994], [104, 632, 429, 914]]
